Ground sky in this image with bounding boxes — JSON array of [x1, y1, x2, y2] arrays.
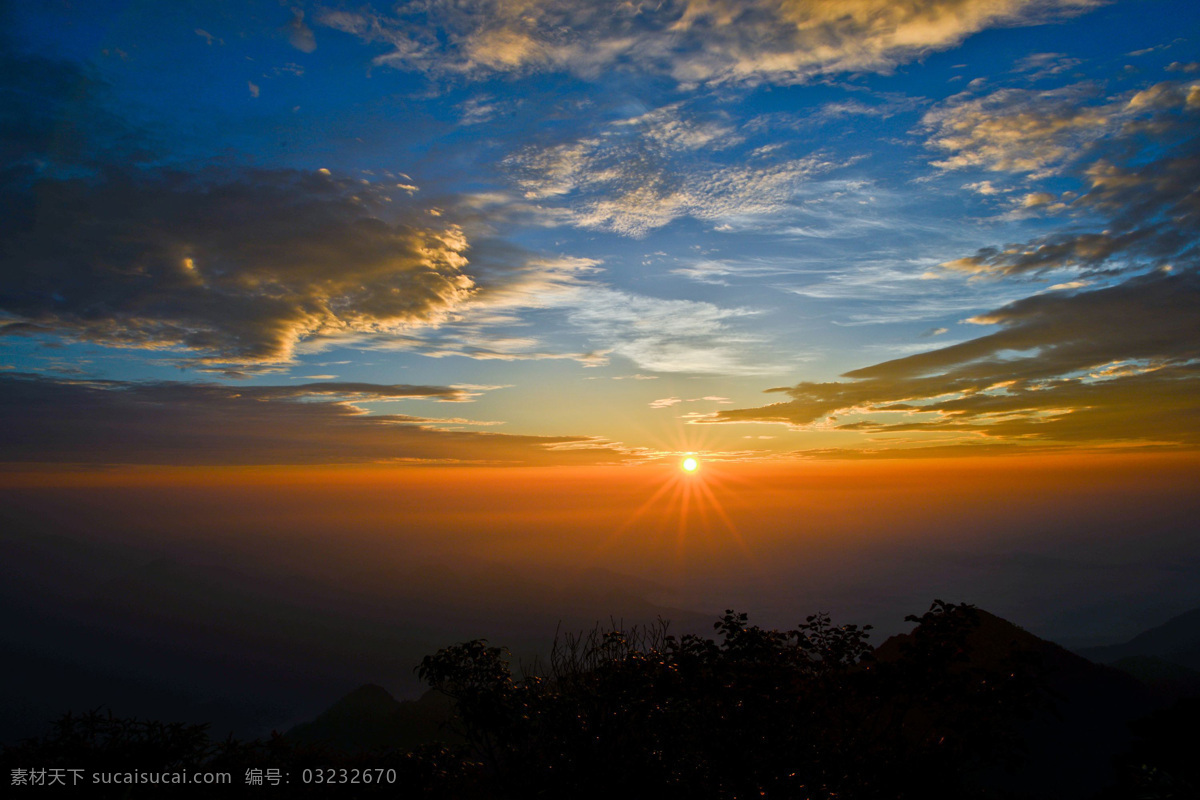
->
[[2, 0, 1199, 463], [2, 0, 1200, 732]]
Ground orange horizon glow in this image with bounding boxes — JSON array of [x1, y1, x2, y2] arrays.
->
[[2, 452, 1198, 605], [2, 448, 1199, 483]]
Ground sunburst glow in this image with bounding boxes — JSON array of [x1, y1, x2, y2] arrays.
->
[[598, 454, 755, 578]]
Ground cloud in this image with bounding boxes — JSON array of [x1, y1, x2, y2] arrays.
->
[[784, 257, 1025, 326], [670, 257, 801, 286], [1021, 191, 1057, 208], [0, 374, 636, 466], [505, 105, 836, 236], [924, 75, 1200, 182], [319, 0, 1100, 86], [938, 79, 1200, 277], [0, 167, 479, 366], [712, 261, 1200, 448], [457, 95, 500, 126], [287, 9, 317, 53], [1011, 51, 1081, 78], [349, 327, 612, 367], [239, 382, 481, 402], [713, 73, 1200, 451], [0, 45, 561, 368], [963, 181, 1004, 195], [275, 239, 765, 375], [923, 83, 1112, 177], [562, 287, 768, 375], [651, 395, 732, 409], [0, 56, 747, 374]]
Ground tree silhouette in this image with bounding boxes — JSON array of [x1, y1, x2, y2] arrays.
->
[[417, 600, 1042, 799], [4, 601, 1053, 799]]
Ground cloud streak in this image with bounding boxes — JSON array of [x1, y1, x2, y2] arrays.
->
[[713, 269, 1200, 447], [0, 374, 636, 466]]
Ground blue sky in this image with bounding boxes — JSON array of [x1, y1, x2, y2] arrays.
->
[[3, 0, 1199, 464]]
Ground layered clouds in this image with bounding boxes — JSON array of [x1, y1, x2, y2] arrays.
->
[[4, 0, 1198, 465], [320, 0, 1099, 86], [713, 68, 1200, 451], [714, 270, 1200, 446]]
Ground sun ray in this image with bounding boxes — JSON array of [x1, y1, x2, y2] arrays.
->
[[676, 480, 692, 560], [595, 455, 760, 575], [694, 477, 749, 554]]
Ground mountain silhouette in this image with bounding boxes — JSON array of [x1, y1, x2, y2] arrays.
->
[[860, 608, 1160, 798]]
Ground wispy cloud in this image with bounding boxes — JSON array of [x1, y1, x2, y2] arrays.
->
[[562, 287, 770, 375], [670, 258, 800, 286], [650, 395, 732, 409], [320, 0, 1100, 86], [936, 79, 1200, 277], [505, 104, 836, 236], [923, 82, 1112, 177], [924, 76, 1200, 181]]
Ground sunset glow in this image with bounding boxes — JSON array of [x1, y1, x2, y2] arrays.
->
[[2, 1, 1200, 776]]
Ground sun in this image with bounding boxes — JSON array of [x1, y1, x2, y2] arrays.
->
[[600, 452, 752, 570]]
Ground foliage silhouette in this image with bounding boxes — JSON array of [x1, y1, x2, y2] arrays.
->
[[417, 600, 1043, 799], [4, 601, 1085, 798]]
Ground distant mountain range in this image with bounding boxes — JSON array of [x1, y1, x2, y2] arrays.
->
[[1077, 606, 1200, 699], [1078, 606, 1200, 668]]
